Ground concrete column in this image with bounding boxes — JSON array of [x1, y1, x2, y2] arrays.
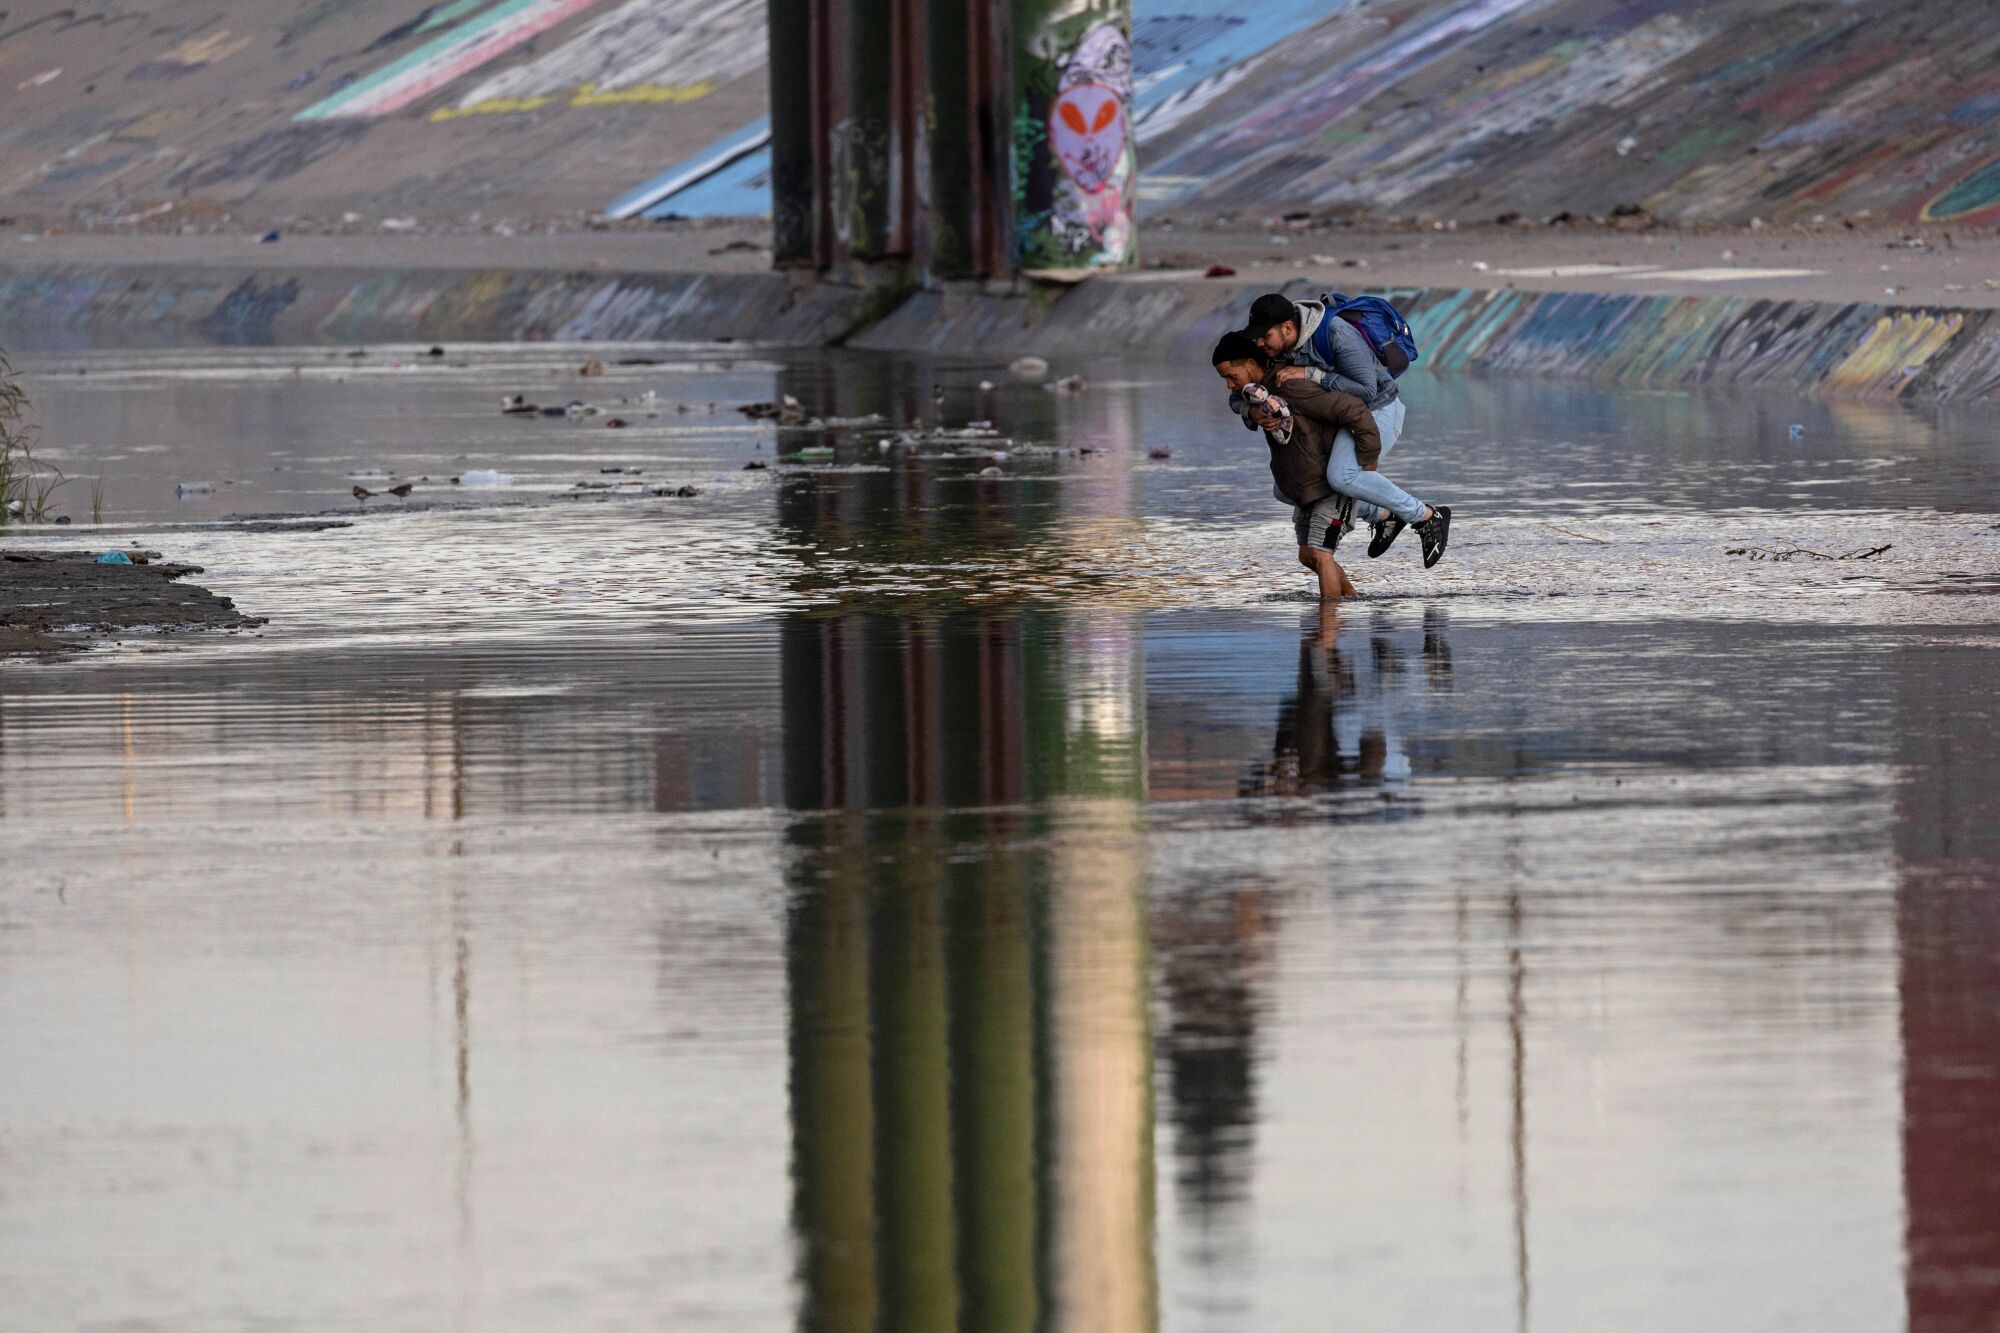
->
[[768, 0, 816, 266], [1008, 0, 1137, 278]]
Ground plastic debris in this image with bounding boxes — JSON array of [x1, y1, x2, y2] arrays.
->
[[1008, 356, 1050, 378], [501, 394, 537, 415], [175, 481, 215, 498], [791, 446, 835, 462], [260, 230, 281, 244], [454, 469, 513, 487], [1043, 374, 1088, 395], [95, 551, 133, 565], [1204, 264, 1236, 278], [1788, 424, 1805, 440]]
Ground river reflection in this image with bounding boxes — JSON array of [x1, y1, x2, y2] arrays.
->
[[4, 348, 2000, 1329]]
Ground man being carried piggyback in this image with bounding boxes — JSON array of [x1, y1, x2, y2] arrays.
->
[[1214, 326, 1448, 603], [1230, 291, 1449, 578]]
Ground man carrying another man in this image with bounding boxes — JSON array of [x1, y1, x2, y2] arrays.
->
[[1216, 290, 1451, 601]]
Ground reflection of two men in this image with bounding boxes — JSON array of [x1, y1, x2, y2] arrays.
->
[[1240, 605, 1453, 798]]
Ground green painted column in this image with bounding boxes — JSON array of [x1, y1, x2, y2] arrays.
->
[[1009, 0, 1137, 277], [768, 0, 816, 266]]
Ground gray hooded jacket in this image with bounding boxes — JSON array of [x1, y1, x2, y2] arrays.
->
[[1231, 298, 1398, 429]]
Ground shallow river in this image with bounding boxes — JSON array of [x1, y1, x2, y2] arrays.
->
[[2, 345, 1996, 1332]]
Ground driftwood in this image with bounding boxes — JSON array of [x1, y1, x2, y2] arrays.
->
[[1724, 543, 1893, 563]]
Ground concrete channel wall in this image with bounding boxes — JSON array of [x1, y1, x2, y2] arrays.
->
[[4, 263, 1998, 402]]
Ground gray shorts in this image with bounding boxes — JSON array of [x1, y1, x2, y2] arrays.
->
[[1293, 492, 1356, 552]]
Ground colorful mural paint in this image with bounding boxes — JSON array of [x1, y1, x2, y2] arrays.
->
[[7, 262, 1998, 405], [1015, 17, 1139, 273], [447, 0, 764, 112], [1136, 0, 2000, 226], [294, 0, 607, 120]]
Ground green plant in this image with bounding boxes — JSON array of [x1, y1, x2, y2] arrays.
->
[[0, 345, 65, 526]]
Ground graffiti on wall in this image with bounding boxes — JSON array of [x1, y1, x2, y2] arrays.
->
[[295, 0, 607, 120], [1017, 17, 1138, 274], [445, 0, 764, 115]]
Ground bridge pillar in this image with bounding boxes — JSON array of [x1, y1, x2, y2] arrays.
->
[[771, 0, 1134, 283]]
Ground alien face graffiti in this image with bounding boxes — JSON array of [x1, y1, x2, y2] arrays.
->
[[1050, 82, 1126, 194]]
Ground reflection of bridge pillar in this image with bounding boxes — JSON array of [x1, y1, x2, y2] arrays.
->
[[1895, 642, 2000, 1333], [782, 611, 1155, 1329], [787, 825, 879, 1333], [870, 819, 959, 1332], [1042, 796, 1156, 1332]]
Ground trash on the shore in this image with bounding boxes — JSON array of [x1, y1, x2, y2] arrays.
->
[[454, 469, 513, 486], [501, 394, 537, 415], [1471, 261, 1490, 272], [1726, 543, 1892, 563], [1044, 374, 1087, 395], [380, 216, 419, 232], [604, 417, 626, 429], [175, 481, 215, 498], [95, 551, 132, 565], [1788, 423, 1805, 440], [742, 461, 768, 471], [790, 446, 835, 462], [1204, 264, 1236, 278], [979, 379, 996, 391], [1009, 356, 1049, 378], [600, 466, 642, 475], [1148, 446, 1172, 460], [739, 395, 807, 425], [977, 466, 1003, 477], [260, 230, 281, 244]]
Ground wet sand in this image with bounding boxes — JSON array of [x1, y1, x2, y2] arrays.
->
[[1, 346, 1996, 1331], [0, 549, 261, 655]]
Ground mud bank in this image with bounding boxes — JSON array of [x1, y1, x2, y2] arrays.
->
[[0, 550, 262, 655], [3, 259, 1998, 402]]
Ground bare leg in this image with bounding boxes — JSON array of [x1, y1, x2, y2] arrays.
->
[[1301, 546, 1354, 601]]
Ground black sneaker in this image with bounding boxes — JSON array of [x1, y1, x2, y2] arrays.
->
[[1414, 505, 1451, 568], [1367, 514, 1406, 558]]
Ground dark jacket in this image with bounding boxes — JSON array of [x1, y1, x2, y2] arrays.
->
[[1263, 378, 1383, 505]]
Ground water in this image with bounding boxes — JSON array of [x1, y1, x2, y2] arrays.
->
[[2, 346, 1997, 1331]]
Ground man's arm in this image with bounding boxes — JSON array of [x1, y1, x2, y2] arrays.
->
[[1277, 382, 1382, 466]]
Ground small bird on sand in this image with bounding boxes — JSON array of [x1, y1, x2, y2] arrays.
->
[[388, 482, 413, 497]]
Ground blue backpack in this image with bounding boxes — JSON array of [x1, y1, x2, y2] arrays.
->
[[1312, 292, 1419, 378]]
